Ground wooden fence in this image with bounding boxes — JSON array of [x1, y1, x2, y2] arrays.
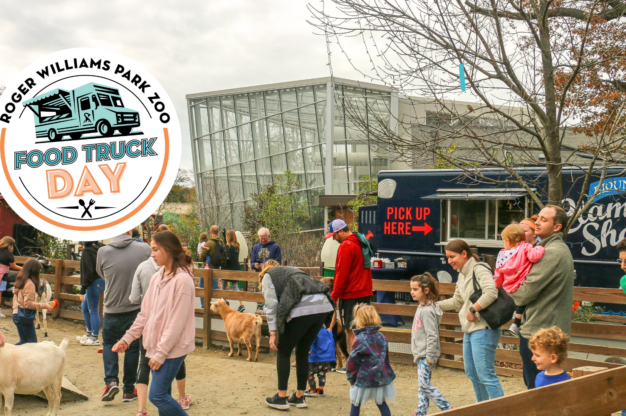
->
[[12, 257, 626, 379]]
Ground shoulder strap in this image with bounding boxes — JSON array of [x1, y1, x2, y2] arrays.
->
[[471, 263, 493, 293]]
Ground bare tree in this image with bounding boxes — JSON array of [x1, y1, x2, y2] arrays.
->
[[310, 0, 626, 233]]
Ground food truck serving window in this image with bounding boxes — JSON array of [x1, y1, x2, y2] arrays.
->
[[423, 189, 529, 245]]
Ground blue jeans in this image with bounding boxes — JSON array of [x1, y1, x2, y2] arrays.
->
[[81, 278, 105, 336], [463, 329, 504, 402], [199, 277, 204, 308], [13, 314, 38, 344], [518, 334, 540, 389], [102, 310, 141, 393], [149, 355, 188, 416]]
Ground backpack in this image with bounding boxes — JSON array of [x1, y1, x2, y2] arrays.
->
[[211, 239, 230, 268]]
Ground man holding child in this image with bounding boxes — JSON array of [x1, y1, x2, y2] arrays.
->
[[509, 205, 575, 389]]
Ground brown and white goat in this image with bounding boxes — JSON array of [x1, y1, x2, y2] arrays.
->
[[210, 299, 262, 362], [0, 338, 69, 416], [35, 278, 53, 337]]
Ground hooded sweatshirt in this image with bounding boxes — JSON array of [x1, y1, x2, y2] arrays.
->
[[80, 242, 104, 295], [411, 303, 443, 364], [96, 234, 151, 314], [250, 240, 282, 271], [331, 233, 373, 302], [129, 257, 161, 305], [121, 267, 196, 364]]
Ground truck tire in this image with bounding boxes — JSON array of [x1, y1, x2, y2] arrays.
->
[[97, 120, 113, 137], [70, 133, 82, 140], [48, 129, 61, 141], [118, 127, 132, 135]]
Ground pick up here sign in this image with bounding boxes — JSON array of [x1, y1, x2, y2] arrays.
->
[[0, 48, 182, 240]]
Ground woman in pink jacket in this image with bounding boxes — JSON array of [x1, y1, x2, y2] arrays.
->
[[493, 224, 545, 336], [113, 231, 196, 416]]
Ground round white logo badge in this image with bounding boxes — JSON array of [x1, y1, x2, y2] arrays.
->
[[0, 48, 181, 241]]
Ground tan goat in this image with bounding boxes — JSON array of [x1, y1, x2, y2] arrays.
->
[[210, 299, 262, 361]]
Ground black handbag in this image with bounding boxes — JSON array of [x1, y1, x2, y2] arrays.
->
[[469, 264, 517, 329]]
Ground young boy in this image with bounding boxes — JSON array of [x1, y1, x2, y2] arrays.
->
[[305, 327, 336, 397], [529, 326, 571, 388]]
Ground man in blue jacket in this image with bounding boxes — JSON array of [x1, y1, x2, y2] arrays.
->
[[250, 228, 282, 272]]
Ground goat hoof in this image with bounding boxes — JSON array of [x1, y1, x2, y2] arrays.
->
[[44, 334, 48, 337], [228, 352, 234, 357]]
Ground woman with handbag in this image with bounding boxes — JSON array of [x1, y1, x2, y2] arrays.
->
[[12, 259, 54, 344], [437, 239, 504, 403]]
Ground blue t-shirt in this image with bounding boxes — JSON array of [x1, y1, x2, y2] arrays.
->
[[535, 370, 570, 388]]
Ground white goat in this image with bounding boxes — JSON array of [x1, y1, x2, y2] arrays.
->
[[0, 338, 68, 416], [35, 278, 53, 337]]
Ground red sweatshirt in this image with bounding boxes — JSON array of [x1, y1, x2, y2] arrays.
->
[[332, 234, 373, 302]]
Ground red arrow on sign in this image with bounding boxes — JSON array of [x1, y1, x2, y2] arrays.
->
[[412, 223, 433, 235]]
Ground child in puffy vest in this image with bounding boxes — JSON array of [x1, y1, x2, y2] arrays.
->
[[494, 224, 545, 335], [346, 304, 395, 416], [306, 327, 336, 397]]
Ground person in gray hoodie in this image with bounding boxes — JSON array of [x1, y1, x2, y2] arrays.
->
[[97, 230, 151, 402], [410, 273, 452, 416]]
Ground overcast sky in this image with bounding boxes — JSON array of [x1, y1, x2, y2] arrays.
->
[[0, 0, 367, 172]]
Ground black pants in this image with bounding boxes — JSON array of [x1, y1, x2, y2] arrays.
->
[[276, 313, 327, 391], [519, 333, 539, 389], [102, 310, 141, 393], [137, 340, 186, 385]]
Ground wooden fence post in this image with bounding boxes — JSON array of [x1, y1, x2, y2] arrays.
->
[[319, 262, 324, 277], [52, 260, 63, 319], [98, 292, 104, 322], [203, 269, 213, 350]]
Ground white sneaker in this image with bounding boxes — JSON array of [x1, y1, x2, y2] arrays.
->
[[0, 311, 6, 319], [81, 337, 100, 346], [509, 323, 520, 336], [76, 333, 92, 341]]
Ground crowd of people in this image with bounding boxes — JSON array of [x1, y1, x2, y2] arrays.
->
[[0, 204, 625, 415]]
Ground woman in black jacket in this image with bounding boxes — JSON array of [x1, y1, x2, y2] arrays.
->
[[223, 230, 245, 313], [78, 241, 105, 345]]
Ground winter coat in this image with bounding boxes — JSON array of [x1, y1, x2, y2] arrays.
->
[[346, 326, 396, 388], [510, 232, 575, 338], [261, 266, 334, 333], [494, 241, 545, 293], [80, 243, 104, 295], [411, 303, 443, 364], [331, 234, 373, 302], [250, 240, 282, 271], [96, 234, 151, 313], [309, 328, 336, 363]]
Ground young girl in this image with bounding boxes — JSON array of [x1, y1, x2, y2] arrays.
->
[[12, 259, 53, 344], [0, 236, 23, 318], [306, 327, 336, 397], [410, 273, 452, 416], [494, 224, 545, 335], [346, 304, 395, 416], [113, 231, 196, 416]]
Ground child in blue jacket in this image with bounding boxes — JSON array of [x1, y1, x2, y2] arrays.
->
[[306, 327, 336, 397], [346, 304, 396, 416]]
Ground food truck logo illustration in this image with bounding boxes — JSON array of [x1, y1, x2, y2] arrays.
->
[[0, 48, 182, 241], [23, 83, 141, 142]]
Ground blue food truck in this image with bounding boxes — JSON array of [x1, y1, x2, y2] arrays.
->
[[359, 167, 626, 317], [22, 82, 140, 141]]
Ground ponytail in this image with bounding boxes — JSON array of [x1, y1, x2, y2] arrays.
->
[[445, 239, 479, 261]]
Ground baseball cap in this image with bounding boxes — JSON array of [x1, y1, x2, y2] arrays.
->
[[325, 219, 348, 239]]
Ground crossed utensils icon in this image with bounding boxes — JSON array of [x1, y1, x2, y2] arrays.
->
[[79, 199, 95, 218]]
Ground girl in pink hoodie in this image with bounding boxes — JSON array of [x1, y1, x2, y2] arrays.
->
[[113, 231, 196, 416], [494, 224, 545, 336]]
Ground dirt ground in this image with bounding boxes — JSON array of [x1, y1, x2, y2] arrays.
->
[[0, 308, 530, 416]]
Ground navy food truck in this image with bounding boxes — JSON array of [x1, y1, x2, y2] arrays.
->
[[359, 167, 626, 316]]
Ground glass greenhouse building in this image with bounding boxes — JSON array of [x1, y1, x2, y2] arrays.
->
[[187, 77, 398, 230]]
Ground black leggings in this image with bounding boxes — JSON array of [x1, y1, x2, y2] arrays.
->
[[137, 342, 186, 385], [277, 313, 327, 391]]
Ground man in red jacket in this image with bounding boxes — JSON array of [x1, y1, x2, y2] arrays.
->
[[325, 219, 373, 351]]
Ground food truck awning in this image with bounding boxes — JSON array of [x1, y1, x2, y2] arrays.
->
[[22, 88, 72, 107], [422, 188, 531, 200]]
